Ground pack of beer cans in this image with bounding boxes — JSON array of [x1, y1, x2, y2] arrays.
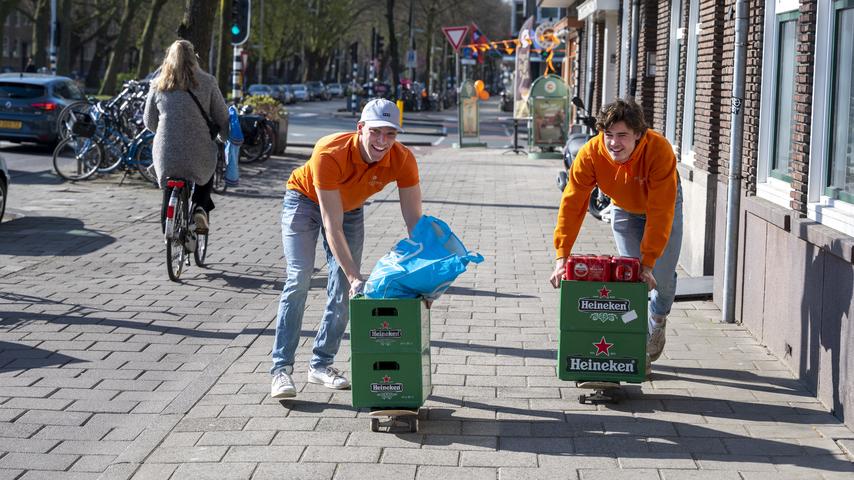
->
[[564, 254, 640, 282]]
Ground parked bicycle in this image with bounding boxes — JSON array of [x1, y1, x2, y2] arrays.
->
[[163, 178, 208, 282], [212, 139, 227, 194], [237, 104, 275, 164], [52, 102, 155, 184]]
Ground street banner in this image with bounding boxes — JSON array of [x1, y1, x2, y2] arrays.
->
[[513, 16, 534, 119], [442, 26, 469, 52]]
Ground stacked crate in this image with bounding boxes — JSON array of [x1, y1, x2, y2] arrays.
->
[[558, 280, 648, 383], [350, 298, 431, 409]]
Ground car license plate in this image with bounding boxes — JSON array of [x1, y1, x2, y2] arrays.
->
[[0, 120, 21, 129]]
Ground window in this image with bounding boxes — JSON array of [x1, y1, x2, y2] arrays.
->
[[827, 2, 854, 203], [770, 12, 798, 182]]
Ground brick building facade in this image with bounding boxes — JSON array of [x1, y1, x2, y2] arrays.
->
[[548, 0, 854, 429]]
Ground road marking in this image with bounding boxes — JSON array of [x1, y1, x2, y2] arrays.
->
[[292, 113, 318, 118]]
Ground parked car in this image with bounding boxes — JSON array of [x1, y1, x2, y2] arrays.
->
[[275, 84, 295, 104], [246, 84, 276, 99], [290, 84, 310, 102], [0, 73, 85, 145], [0, 153, 8, 223], [326, 83, 344, 97], [305, 81, 330, 101]]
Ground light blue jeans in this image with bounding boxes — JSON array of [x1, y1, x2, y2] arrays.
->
[[610, 184, 683, 319], [270, 190, 364, 374]]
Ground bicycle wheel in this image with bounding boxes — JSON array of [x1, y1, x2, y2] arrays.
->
[[194, 232, 208, 267], [56, 100, 94, 140], [134, 135, 156, 186], [52, 136, 102, 181], [212, 146, 227, 194], [259, 122, 275, 161], [165, 189, 187, 282]]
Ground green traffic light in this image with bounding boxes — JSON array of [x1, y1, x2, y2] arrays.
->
[[231, 25, 240, 35]]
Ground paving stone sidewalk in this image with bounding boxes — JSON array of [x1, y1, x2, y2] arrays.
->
[[1, 144, 853, 480]]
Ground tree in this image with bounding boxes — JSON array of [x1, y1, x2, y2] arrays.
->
[[385, 0, 400, 97], [215, 0, 231, 92], [136, 0, 171, 79], [99, 0, 142, 94], [176, 0, 218, 71], [56, 0, 72, 75], [28, 0, 49, 68]]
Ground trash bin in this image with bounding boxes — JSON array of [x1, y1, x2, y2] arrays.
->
[[557, 280, 648, 383], [350, 297, 431, 409], [272, 111, 289, 155]]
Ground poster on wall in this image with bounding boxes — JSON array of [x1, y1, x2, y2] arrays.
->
[[532, 97, 567, 146], [513, 16, 534, 119]]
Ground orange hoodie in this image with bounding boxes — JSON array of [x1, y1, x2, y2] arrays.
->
[[554, 129, 678, 267]]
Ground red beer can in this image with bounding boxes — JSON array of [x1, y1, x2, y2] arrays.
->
[[611, 256, 640, 282], [565, 254, 612, 282]]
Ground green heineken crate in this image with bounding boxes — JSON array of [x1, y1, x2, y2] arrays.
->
[[557, 280, 648, 383], [350, 298, 430, 353], [351, 349, 431, 408]]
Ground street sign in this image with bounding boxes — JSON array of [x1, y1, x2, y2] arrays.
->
[[442, 26, 469, 52], [406, 50, 417, 68]]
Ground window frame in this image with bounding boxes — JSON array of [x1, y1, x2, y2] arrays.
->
[[768, 10, 799, 183], [679, 0, 700, 164], [825, 0, 854, 203], [806, 0, 854, 237]]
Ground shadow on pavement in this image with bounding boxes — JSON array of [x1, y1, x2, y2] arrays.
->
[[444, 286, 537, 299], [0, 216, 115, 256], [371, 198, 559, 210], [8, 169, 64, 185], [0, 340, 86, 373]]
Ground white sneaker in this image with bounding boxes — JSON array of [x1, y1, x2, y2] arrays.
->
[[647, 314, 667, 362], [271, 367, 296, 399], [193, 207, 209, 234], [307, 365, 350, 390]]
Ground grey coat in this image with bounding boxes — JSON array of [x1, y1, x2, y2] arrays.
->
[[143, 68, 230, 188]]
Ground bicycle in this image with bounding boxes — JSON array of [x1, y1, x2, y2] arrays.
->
[[163, 178, 208, 282], [212, 139, 227, 194]]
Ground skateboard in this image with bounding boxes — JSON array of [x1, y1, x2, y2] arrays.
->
[[368, 408, 420, 432], [576, 381, 624, 404]]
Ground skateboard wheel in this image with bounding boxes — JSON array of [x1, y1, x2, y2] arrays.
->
[[370, 418, 379, 432]]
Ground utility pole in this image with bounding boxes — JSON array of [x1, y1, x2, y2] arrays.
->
[[408, 0, 415, 81], [259, 0, 264, 84], [49, 0, 57, 74]]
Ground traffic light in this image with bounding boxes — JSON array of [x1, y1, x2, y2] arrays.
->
[[230, 0, 251, 46], [376, 35, 384, 56]]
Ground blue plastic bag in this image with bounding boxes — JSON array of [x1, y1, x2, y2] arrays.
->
[[364, 215, 484, 300], [224, 105, 243, 186]]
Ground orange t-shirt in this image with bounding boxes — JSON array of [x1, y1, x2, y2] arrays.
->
[[286, 132, 420, 212], [554, 129, 678, 267]]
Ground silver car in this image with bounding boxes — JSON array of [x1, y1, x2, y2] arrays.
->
[[0, 153, 9, 223]]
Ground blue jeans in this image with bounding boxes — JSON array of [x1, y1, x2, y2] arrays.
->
[[270, 190, 365, 374], [610, 184, 683, 319]]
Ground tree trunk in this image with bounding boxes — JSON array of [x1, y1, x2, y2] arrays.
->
[[424, 5, 435, 92], [135, 0, 170, 79], [176, 0, 218, 71], [216, 0, 232, 93], [386, 0, 400, 98], [31, 0, 49, 68], [86, 39, 110, 90], [99, 0, 141, 95], [56, 0, 73, 75]]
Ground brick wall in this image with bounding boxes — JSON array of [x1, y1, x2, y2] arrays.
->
[[674, 0, 689, 157], [742, 0, 766, 195], [635, 0, 659, 129], [652, 0, 671, 132], [694, 0, 727, 175], [790, 0, 817, 213]]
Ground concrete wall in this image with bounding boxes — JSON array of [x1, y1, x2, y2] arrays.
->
[[677, 164, 717, 277], [721, 195, 854, 429]]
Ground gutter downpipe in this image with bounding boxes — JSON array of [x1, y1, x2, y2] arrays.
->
[[722, 0, 748, 323], [628, 0, 640, 99]]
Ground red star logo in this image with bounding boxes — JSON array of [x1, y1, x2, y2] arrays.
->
[[381, 321, 389, 329], [382, 376, 391, 383], [598, 285, 611, 298], [593, 336, 613, 356]]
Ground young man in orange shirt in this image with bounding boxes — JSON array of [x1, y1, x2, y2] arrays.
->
[[271, 99, 423, 399], [549, 99, 682, 375]]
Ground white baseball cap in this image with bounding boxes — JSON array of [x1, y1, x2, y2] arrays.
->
[[359, 98, 403, 132]]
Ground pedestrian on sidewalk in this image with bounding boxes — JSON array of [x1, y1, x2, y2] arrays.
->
[[549, 99, 682, 375], [144, 39, 229, 234], [270, 99, 423, 399]]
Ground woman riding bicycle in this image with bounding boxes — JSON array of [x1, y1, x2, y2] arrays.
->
[[144, 39, 229, 232]]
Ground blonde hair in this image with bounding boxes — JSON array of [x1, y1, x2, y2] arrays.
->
[[153, 40, 199, 92]]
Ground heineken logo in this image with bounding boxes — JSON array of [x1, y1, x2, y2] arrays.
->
[[566, 356, 637, 374], [577, 297, 630, 313], [592, 336, 613, 356], [370, 321, 402, 339], [371, 375, 403, 393]]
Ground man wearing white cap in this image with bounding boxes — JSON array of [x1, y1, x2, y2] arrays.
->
[[270, 99, 423, 399]]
